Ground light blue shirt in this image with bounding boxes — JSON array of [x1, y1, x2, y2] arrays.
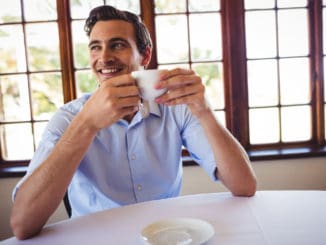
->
[[14, 93, 217, 217]]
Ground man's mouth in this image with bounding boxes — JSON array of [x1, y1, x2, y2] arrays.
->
[[101, 68, 121, 74], [98, 66, 124, 76]]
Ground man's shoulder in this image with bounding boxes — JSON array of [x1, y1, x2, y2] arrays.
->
[[45, 93, 92, 135], [61, 93, 92, 115], [161, 104, 192, 118], [158, 104, 199, 128]]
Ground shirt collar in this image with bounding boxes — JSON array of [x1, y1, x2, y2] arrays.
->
[[118, 100, 162, 127], [146, 100, 161, 117], [135, 100, 162, 119]]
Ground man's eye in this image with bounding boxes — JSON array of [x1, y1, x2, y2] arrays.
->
[[90, 45, 100, 51], [112, 42, 126, 49]]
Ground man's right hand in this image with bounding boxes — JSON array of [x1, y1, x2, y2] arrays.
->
[[80, 73, 140, 131]]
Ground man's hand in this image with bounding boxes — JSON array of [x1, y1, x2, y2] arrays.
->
[[154, 68, 210, 117], [80, 74, 140, 131]]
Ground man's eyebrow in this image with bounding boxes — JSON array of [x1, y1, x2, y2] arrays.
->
[[109, 37, 130, 44], [88, 38, 129, 48], [88, 40, 100, 48]]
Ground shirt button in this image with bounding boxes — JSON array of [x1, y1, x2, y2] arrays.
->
[[137, 185, 142, 191], [131, 154, 136, 160]]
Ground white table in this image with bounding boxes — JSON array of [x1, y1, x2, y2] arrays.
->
[[2, 191, 326, 244]]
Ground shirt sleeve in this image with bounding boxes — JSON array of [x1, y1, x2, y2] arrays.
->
[[12, 130, 59, 201], [179, 107, 218, 182], [11, 106, 76, 201]]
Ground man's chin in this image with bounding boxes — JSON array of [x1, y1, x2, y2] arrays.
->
[[98, 73, 115, 82]]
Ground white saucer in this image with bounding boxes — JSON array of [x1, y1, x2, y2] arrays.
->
[[141, 217, 215, 245]]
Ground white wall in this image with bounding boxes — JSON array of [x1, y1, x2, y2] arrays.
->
[[181, 157, 326, 195], [1, 157, 326, 241], [0, 178, 68, 241]]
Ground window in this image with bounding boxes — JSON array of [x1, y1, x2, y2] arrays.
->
[[246, 1, 310, 144], [154, 0, 225, 125], [1, 0, 325, 176], [0, 0, 63, 172], [244, 0, 325, 158]]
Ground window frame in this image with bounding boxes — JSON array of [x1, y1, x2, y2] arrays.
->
[[221, 0, 325, 161], [1, 0, 325, 177]]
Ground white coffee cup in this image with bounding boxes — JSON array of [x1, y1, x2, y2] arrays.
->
[[131, 69, 167, 101]]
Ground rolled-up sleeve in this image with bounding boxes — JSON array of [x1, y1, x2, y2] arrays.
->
[[179, 108, 218, 182], [11, 103, 79, 201], [12, 131, 59, 201]]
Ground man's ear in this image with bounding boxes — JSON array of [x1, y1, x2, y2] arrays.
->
[[141, 47, 152, 67]]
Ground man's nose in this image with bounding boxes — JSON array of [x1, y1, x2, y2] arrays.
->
[[99, 47, 114, 62]]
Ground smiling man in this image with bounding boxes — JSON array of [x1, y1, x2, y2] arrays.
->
[[10, 5, 256, 240]]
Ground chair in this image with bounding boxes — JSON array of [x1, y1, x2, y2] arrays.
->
[[63, 192, 72, 218]]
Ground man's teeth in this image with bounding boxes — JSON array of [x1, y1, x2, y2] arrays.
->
[[102, 68, 119, 74]]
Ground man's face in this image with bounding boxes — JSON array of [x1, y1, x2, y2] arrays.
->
[[88, 20, 148, 84]]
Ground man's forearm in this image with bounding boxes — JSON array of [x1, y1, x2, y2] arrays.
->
[[197, 109, 257, 196], [10, 115, 97, 240]]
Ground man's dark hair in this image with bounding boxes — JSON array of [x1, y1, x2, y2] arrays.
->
[[84, 5, 152, 56]]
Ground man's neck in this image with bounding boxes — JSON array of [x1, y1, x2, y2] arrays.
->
[[124, 112, 136, 123]]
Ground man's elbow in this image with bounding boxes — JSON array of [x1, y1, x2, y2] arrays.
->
[[232, 177, 257, 197], [10, 211, 41, 240]]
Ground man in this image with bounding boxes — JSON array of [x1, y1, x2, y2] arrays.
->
[[10, 5, 256, 240]]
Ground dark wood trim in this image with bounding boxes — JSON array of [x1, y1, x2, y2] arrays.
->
[[221, 0, 250, 148], [0, 163, 27, 178], [140, 0, 158, 69], [248, 145, 326, 160], [56, 0, 77, 103], [310, 0, 325, 145], [2, 146, 325, 178]]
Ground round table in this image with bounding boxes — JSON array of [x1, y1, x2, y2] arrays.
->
[[2, 190, 326, 244]]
